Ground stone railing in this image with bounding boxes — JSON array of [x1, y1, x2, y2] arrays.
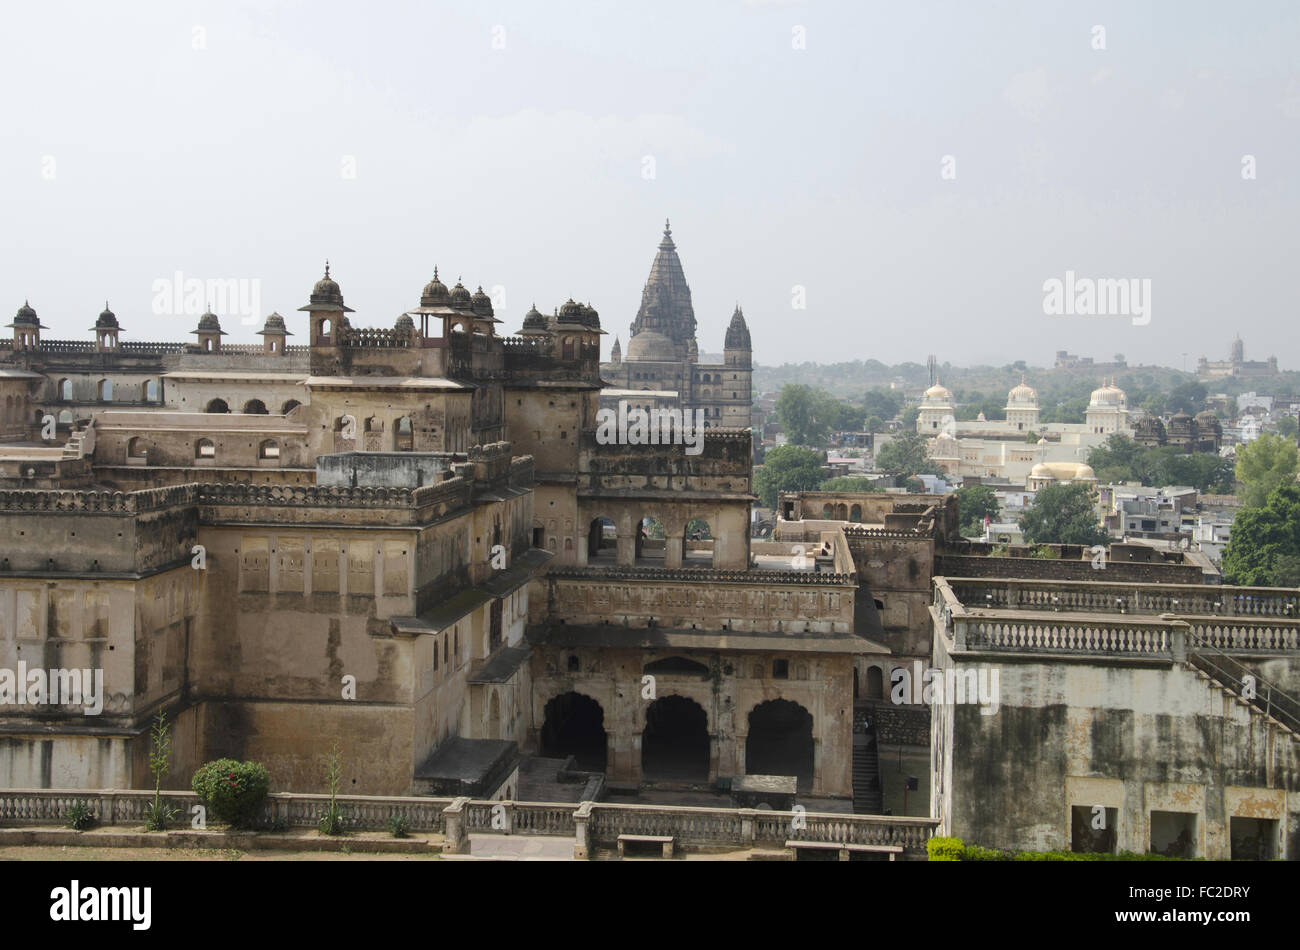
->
[[946, 577, 1300, 619], [1184, 620, 1300, 654], [546, 564, 857, 586], [337, 327, 411, 349], [0, 788, 454, 832], [0, 788, 938, 857], [118, 341, 188, 354], [197, 480, 468, 511], [0, 483, 198, 514], [964, 618, 1172, 656], [34, 340, 95, 352]]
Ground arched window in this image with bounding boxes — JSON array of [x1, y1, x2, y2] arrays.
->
[[394, 417, 413, 451], [143, 379, 159, 401], [242, 399, 268, 414], [57, 379, 72, 400], [281, 399, 301, 414], [98, 379, 113, 402], [562, 336, 575, 360], [204, 398, 229, 414], [258, 439, 280, 459], [57, 409, 73, 424], [127, 437, 148, 461], [365, 416, 382, 432], [195, 438, 215, 458]]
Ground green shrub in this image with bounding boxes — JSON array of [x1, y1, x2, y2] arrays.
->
[[318, 740, 347, 836], [962, 844, 1010, 860], [388, 815, 410, 839], [144, 800, 178, 832], [191, 759, 270, 828], [64, 800, 96, 831], [926, 836, 964, 861]]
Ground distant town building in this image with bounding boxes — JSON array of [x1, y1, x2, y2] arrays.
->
[[1197, 335, 1278, 379]]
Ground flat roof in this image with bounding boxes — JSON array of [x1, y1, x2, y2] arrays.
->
[[304, 376, 468, 391]]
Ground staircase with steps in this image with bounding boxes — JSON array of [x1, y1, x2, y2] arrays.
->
[[851, 731, 883, 814], [1185, 649, 1300, 740], [61, 426, 88, 460]]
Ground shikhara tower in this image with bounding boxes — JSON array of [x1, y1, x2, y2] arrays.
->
[[602, 220, 753, 430]]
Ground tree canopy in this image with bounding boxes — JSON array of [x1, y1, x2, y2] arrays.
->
[[1020, 482, 1108, 546], [754, 445, 825, 509], [1087, 434, 1235, 494], [875, 430, 937, 478], [1235, 433, 1300, 508], [774, 384, 866, 447], [819, 476, 881, 493], [954, 484, 1000, 536], [1222, 483, 1300, 586]]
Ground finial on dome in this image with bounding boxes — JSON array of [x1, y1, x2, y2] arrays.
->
[[434, 266, 439, 280], [324, 260, 330, 279], [665, 218, 671, 233]]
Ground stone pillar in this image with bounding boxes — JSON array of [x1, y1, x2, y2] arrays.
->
[[739, 808, 758, 848], [664, 530, 684, 570], [617, 533, 636, 567], [442, 797, 471, 854], [573, 801, 593, 859]]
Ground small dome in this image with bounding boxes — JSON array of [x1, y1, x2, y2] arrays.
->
[[1030, 462, 1051, 478], [1007, 375, 1037, 405], [625, 329, 677, 362], [580, 302, 600, 329], [95, 301, 118, 329], [260, 312, 291, 335], [471, 286, 494, 317], [558, 298, 585, 322], [1089, 379, 1127, 407], [421, 267, 449, 307], [931, 433, 961, 457], [302, 261, 353, 312], [522, 303, 548, 332], [395, 313, 415, 330], [922, 381, 953, 403], [13, 300, 38, 325], [197, 311, 222, 332], [450, 281, 472, 310]]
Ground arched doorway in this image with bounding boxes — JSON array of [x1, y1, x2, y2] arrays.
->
[[746, 699, 814, 792], [587, 517, 616, 564], [205, 398, 229, 414], [540, 692, 606, 772], [866, 667, 884, 700], [642, 695, 709, 783], [242, 398, 268, 414]]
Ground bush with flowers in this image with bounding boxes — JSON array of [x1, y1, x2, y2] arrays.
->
[[191, 759, 271, 828]]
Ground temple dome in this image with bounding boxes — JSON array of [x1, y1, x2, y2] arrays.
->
[[450, 281, 472, 310], [625, 330, 677, 362], [921, 381, 953, 404], [521, 303, 548, 332], [1007, 376, 1037, 406], [1089, 380, 1127, 407], [260, 312, 290, 335], [395, 313, 415, 330], [421, 268, 450, 306], [95, 302, 118, 329], [12, 301, 38, 326], [471, 286, 494, 317], [725, 305, 751, 350]]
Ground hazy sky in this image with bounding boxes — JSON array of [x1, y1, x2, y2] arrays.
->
[[2, 1, 1297, 369]]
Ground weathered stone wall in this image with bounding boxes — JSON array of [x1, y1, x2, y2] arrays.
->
[[858, 700, 930, 746], [935, 554, 1204, 585]]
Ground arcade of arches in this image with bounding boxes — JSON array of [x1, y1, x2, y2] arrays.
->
[[531, 649, 851, 798]]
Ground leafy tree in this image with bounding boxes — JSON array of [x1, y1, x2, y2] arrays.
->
[[876, 430, 935, 477], [685, 518, 713, 539], [954, 484, 1000, 536], [900, 405, 920, 429], [1235, 433, 1300, 508], [1021, 482, 1108, 546], [1222, 483, 1300, 586], [774, 384, 824, 446], [754, 445, 825, 509], [1039, 398, 1087, 424], [1275, 415, 1298, 440], [865, 415, 884, 433], [862, 389, 902, 422], [819, 476, 880, 492], [775, 385, 863, 445], [1166, 380, 1208, 416]]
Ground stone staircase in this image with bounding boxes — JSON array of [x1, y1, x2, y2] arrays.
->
[[1185, 651, 1300, 740], [61, 425, 88, 460], [851, 732, 883, 814]]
